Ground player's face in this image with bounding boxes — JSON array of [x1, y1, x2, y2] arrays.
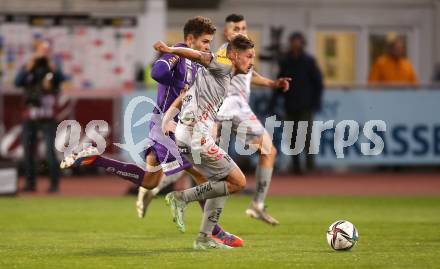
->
[[224, 20, 248, 41], [189, 34, 213, 52], [231, 48, 255, 74]]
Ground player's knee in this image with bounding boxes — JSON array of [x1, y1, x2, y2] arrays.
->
[[260, 145, 277, 164], [141, 180, 157, 190], [271, 145, 278, 157], [227, 169, 246, 193], [229, 180, 245, 193], [141, 173, 159, 189], [235, 172, 246, 190]]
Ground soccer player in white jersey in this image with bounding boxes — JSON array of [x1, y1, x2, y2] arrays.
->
[[141, 15, 290, 227], [216, 14, 290, 225], [154, 35, 264, 249]]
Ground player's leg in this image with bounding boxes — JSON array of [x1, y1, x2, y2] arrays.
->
[[193, 196, 231, 250], [165, 139, 246, 233], [180, 165, 243, 249], [186, 168, 245, 249], [59, 144, 166, 189], [60, 146, 147, 185], [245, 131, 279, 225], [22, 120, 37, 191], [288, 111, 303, 174], [136, 140, 195, 217], [170, 166, 245, 205], [232, 105, 279, 225], [304, 111, 315, 172], [136, 171, 185, 218], [42, 119, 61, 192], [182, 166, 244, 247]]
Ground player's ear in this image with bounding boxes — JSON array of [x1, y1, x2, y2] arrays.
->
[[186, 34, 194, 46], [233, 50, 239, 61]]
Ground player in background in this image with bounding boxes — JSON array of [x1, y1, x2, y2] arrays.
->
[[216, 14, 290, 225], [59, 17, 242, 247]]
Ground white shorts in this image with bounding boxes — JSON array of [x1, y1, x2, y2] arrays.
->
[[217, 96, 266, 145], [175, 122, 237, 182]]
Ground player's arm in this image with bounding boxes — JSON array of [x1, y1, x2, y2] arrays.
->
[[153, 41, 213, 67], [251, 70, 291, 92], [161, 86, 188, 135]]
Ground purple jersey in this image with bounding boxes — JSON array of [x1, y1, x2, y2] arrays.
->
[[152, 43, 199, 115], [145, 42, 198, 175]]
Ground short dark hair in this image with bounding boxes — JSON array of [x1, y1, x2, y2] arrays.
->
[[227, 34, 254, 54], [289, 31, 306, 45], [183, 16, 216, 39], [225, 14, 244, 23]]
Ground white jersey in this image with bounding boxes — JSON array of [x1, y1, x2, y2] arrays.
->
[[179, 54, 233, 129]]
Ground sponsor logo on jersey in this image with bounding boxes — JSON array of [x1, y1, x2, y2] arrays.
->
[[161, 160, 180, 173], [168, 56, 178, 65]]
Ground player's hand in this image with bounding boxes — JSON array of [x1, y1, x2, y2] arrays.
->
[[273, 77, 292, 92], [161, 107, 180, 136], [153, 41, 171, 53], [161, 120, 177, 136]]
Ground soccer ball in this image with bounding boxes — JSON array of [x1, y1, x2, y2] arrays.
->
[[326, 220, 359, 251]]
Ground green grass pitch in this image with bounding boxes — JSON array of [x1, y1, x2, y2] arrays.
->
[[1, 195, 440, 269]]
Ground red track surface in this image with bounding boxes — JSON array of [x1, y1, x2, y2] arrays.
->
[[16, 172, 440, 197]]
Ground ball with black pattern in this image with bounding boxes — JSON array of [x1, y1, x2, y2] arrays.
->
[[326, 220, 359, 251]]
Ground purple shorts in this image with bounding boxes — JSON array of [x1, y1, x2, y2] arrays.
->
[[145, 124, 192, 176]]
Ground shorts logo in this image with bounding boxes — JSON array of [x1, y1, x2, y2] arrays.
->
[[207, 144, 219, 155], [178, 146, 190, 154], [161, 160, 180, 173], [213, 153, 224, 161], [106, 167, 116, 173], [206, 144, 224, 161], [183, 94, 192, 103]]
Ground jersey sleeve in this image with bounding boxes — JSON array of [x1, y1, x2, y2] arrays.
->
[[151, 53, 180, 85], [155, 53, 180, 71], [207, 53, 233, 78]]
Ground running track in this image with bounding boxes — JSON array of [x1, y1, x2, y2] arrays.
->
[[16, 172, 440, 197]]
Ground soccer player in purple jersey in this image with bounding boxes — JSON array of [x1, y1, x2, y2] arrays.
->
[[59, 17, 243, 247]]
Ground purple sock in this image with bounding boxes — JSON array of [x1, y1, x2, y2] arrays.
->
[[198, 200, 223, 235], [92, 156, 145, 186]]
